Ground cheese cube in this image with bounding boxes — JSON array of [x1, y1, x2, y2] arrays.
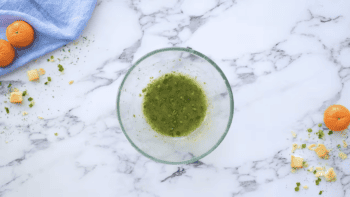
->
[[291, 155, 303, 169], [27, 69, 39, 81], [10, 92, 23, 103]]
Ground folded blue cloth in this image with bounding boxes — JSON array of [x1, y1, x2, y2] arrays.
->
[[0, 0, 97, 76]]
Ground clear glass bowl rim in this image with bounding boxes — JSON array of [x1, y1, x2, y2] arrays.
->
[[116, 47, 234, 165]]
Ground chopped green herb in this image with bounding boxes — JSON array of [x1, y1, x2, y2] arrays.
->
[[58, 64, 64, 72], [316, 180, 319, 185], [22, 91, 27, 96], [318, 123, 322, 127], [51, 55, 54, 59], [316, 130, 324, 139], [319, 191, 323, 195], [54, 133, 58, 136], [328, 130, 333, 135], [302, 144, 306, 149], [295, 187, 299, 192], [62, 49, 65, 52], [29, 103, 33, 108], [0, 82, 2, 85], [7, 83, 11, 88], [68, 49, 70, 52], [307, 128, 312, 133], [318, 177, 321, 182], [28, 97, 33, 101], [47, 59, 50, 62], [296, 182, 300, 186], [44, 82, 48, 85], [48, 77, 51, 81], [4, 107, 9, 114], [337, 144, 341, 149], [313, 170, 317, 174]]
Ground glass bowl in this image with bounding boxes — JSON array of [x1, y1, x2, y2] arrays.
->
[[117, 47, 234, 164]]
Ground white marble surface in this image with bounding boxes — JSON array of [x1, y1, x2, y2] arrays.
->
[[1, 0, 350, 196]]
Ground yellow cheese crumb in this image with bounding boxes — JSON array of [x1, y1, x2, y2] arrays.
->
[[38, 68, 46, 75], [69, 80, 74, 85], [27, 69, 39, 81], [315, 171, 325, 177], [315, 144, 330, 159], [13, 88, 19, 92], [303, 185, 308, 189], [316, 167, 323, 171], [38, 116, 44, 119], [344, 140, 348, 148], [308, 144, 316, 150], [22, 111, 28, 116], [325, 168, 336, 182], [291, 168, 296, 173], [291, 131, 297, 138], [339, 152, 347, 160], [292, 143, 298, 153], [10, 92, 23, 104], [308, 167, 313, 172], [291, 155, 303, 169]]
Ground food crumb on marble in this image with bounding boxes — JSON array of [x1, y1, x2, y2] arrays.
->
[[38, 68, 46, 75], [343, 140, 348, 148], [22, 111, 28, 116], [291, 155, 303, 170], [27, 69, 40, 81], [291, 131, 297, 138], [339, 152, 347, 160], [325, 168, 336, 182], [303, 185, 308, 189], [10, 92, 23, 104], [314, 144, 330, 160], [291, 143, 298, 153], [69, 80, 74, 85], [38, 116, 43, 119]]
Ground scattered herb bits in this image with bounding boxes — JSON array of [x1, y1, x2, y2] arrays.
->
[[0, 82, 2, 85], [4, 107, 9, 114], [22, 91, 27, 96], [318, 123, 322, 127], [337, 144, 341, 149], [58, 64, 64, 72], [295, 182, 300, 192], [54, 133, 58, 136], [28, 97, 33, 101], [44, 82, 48, 85], [29, 103, 34, 108], [315, 177, 321, 185], [7, 83, 11, 88], [48, 77, 51, 82], [328, 130, 333, 135], [319, 191, 323, 195], [316, 130, 324, 139], [302, 144, 306, 149], [313, 170, 317, 174], [307, 128, 312, 133]]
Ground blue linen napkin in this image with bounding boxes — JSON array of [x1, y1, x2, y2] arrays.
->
[[0, 0, 97, 76]]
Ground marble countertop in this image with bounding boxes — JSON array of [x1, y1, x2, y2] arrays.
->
[[1, 0, 350, 196]]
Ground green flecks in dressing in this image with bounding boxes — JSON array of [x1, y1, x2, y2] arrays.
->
[[142, 72, 208, 137]]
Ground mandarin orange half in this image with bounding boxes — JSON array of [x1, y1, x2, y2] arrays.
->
[[6, 20, 34, 48], [324, 104, 350, 132], [0, 39, 15, 67]]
